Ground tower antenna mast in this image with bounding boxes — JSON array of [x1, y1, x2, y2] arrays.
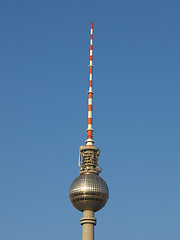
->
[[86, 22, 94, 146]]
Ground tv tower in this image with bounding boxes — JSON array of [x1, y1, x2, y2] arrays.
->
[[69, 23, 109, 240]]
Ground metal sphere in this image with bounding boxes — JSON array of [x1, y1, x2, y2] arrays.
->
[[69, 173, 109, 212]]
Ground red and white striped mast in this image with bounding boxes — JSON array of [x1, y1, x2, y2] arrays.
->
[[86, 22, 94, 146]]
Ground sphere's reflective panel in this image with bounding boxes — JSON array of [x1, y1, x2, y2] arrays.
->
[[69, 173, 109, 212]]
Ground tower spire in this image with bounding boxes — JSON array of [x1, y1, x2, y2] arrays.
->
[[86, 22, 94, 146]]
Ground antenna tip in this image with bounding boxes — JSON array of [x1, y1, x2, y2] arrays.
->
[[91, 22, 93, 29]]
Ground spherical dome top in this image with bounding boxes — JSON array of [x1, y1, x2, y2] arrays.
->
[[69, 173, 109, 212]]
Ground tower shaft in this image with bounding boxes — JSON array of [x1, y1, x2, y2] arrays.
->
[[81, 210, 96, 240]]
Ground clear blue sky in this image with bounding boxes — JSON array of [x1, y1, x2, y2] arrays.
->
[[0, 0, 180, 239]]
